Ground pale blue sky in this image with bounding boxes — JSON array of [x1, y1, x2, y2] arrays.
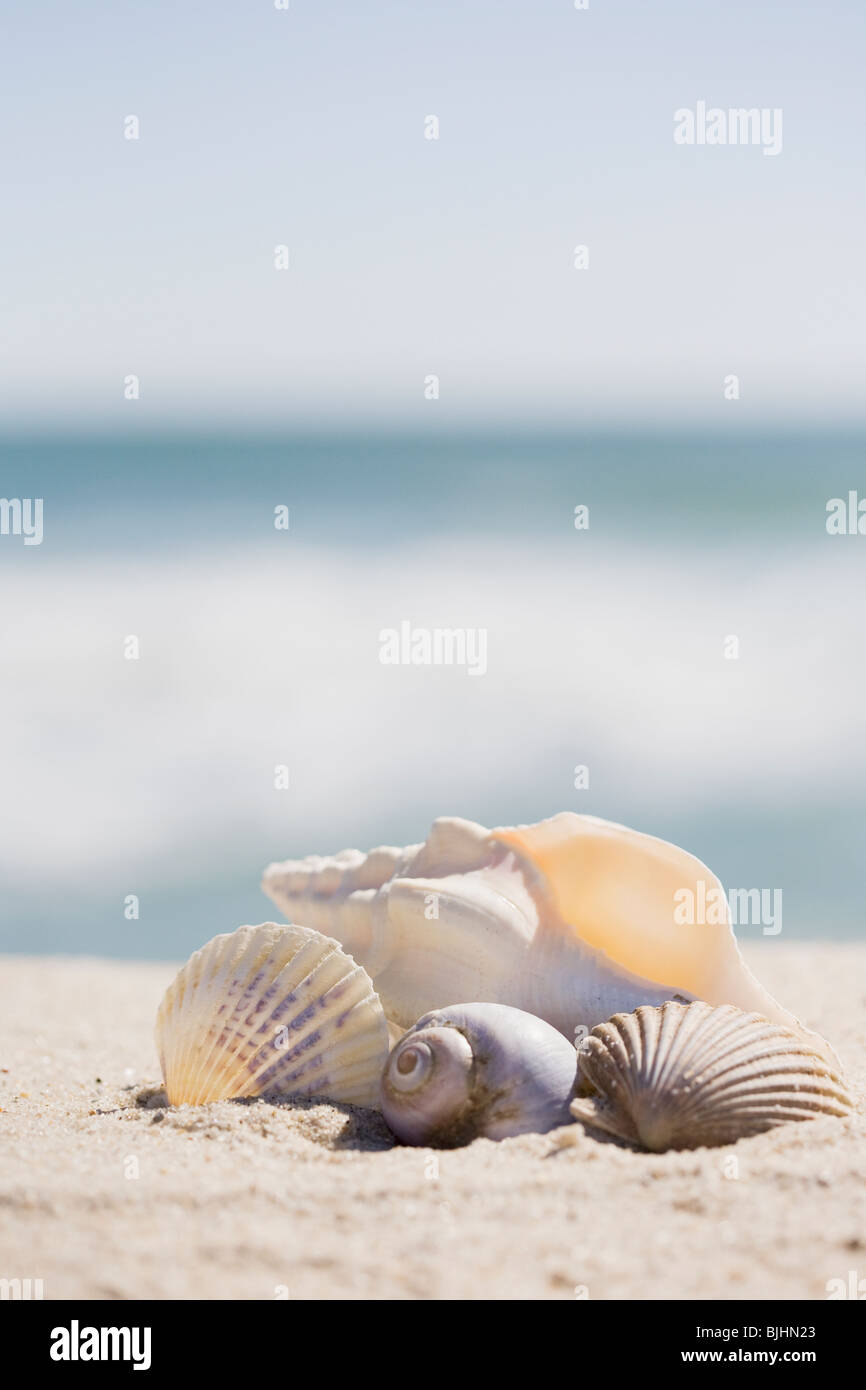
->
[[2, 0, 864, 425]]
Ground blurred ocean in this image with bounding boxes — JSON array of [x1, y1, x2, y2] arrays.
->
[[1, 427, 864, 958]]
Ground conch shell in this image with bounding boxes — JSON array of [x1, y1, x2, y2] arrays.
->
[[156, 922, 390, 1108], [262, 814, 829, 1056], [570, 1001, 852, 1151]]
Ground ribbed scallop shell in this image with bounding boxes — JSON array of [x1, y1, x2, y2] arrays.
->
[[156, 922, 390, 1108], [570, 1001, 852, 1151]]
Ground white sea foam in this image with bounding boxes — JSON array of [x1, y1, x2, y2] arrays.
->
[[2, 540, 864, 892]]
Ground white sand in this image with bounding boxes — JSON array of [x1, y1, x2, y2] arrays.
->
[[1, 944, 864, 1300]]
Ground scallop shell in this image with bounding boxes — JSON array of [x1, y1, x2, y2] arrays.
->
[[156, 922, 390, 1108], [262, 814, 833, 1062], [569, 1001, 852, 1151], [380, 1002, 579, 1146]]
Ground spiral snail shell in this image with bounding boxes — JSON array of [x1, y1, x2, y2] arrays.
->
[[380, 1002, 579, 1146]]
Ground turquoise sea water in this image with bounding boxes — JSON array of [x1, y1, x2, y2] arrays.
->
[[3, 426, 865, 547], [1, 427, 864, 958]]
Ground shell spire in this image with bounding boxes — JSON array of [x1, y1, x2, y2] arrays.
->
[[262, 842, 417, 974]]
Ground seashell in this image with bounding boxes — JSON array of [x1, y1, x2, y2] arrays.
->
[[262, 814, 832, 1060], [380, 1002, 578, 1146], [156, 922, 390, 1108], [569, 1001, 852, 1151]]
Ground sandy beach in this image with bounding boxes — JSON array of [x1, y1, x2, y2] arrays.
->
[[1, 943, 863, 1301]]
